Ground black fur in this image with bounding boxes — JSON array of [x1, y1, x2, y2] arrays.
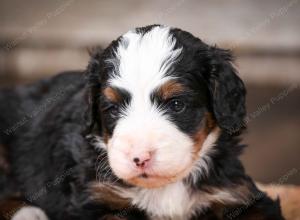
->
[[0, 25, 284, 220]]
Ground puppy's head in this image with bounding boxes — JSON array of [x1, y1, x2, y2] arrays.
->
[[87, 25, 246, 188]]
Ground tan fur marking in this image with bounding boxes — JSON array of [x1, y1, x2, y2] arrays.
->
[[197, 182, 252, 207], [0, 198, 28, 219], [89, 183, 131, 210], [157, 80, 185, 100], [192, 130, 207, 156], [103, 87, 121, 103], [192, 113, 216, 157]]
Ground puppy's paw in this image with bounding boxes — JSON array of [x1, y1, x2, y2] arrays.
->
[[11, 207, 48, 220]]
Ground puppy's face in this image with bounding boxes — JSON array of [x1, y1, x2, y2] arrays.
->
[[91, 25, 245, 188]]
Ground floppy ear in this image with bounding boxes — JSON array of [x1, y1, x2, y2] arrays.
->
[[84, 47, 104, 135], [205, 47, 246, 134], [84, 42, 119, 137]]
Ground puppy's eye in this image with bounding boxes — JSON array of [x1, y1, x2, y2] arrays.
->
[[107, 104, 120, 117], [168, 99, 186, 113]]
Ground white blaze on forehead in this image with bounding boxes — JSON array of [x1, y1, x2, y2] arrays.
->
[[108, 26, 182, 95]]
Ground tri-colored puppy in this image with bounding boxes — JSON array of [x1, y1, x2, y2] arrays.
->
[[0, 25, 284, 220]]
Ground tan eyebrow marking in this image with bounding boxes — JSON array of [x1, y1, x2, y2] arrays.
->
[[103, 87, 121, 102], [157, 80, 186, 99]]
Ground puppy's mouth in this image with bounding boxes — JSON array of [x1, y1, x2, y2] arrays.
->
[[139, 173, 149, 178], [127, 174, 178, 188], [124, 165, 193, 188]]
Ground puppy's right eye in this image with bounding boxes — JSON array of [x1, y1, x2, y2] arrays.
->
[[107, 104, 120, 118]]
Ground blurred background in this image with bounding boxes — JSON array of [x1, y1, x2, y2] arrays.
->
[[0, 0, 299, 184]]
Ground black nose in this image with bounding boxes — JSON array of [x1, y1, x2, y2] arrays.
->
[[133, 157, 140, 164], [133, 157, 147, 168]]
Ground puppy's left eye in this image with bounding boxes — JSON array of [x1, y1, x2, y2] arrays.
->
[[168, 99, 186, 113]]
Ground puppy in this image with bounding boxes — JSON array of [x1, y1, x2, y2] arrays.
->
[[0, 25, 284, 220]]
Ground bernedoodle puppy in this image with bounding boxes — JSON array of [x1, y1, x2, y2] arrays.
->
[[0, 25, 284, 220]]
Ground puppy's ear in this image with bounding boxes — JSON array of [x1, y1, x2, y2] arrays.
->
[[87, 46, 104, 87], [84, 47, 104, 134], [205, 47, 246, 134]]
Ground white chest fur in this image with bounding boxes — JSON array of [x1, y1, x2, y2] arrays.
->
[[122, 182, 206, 220]]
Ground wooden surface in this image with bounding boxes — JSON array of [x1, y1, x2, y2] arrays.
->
[[260, 184, 300, 220]]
